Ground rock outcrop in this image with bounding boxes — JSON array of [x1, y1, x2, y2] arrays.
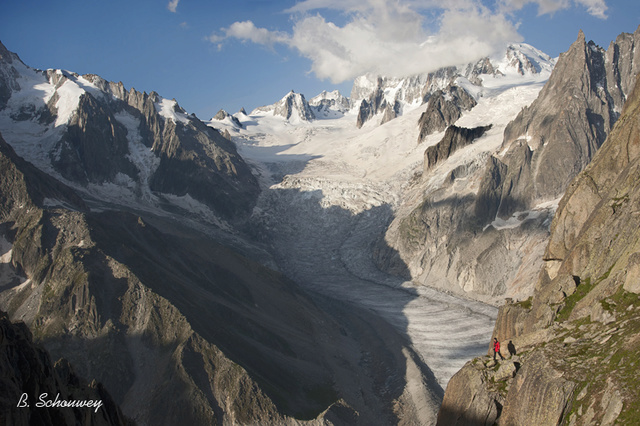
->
[[0, 41, 22, 109], [53, 93, 139, 184], [309, 90, 350, 115], [424, 125, 492, 172], [212, 109, 243, 128], [417, 86, 477, 142], [253, 90, 316, 123], [437, 68, 640, 425]]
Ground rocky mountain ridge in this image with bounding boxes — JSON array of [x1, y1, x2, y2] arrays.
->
[[0, 42, 260, 223], [437, 68, 640, 426], [354, 43, 554, 128], [231, 43, 554, 130]]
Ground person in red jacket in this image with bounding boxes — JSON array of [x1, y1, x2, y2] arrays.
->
[[493, 337, 504, 361]]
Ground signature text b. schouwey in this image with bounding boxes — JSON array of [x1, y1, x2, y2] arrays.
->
[[17, 392, 104, 413]]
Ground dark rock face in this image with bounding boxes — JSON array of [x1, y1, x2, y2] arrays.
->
[[0, 310, 132, 426], [356, 98, 373, 129], [0, 42, 21, 109], [474, 142, 533, 222], [477, 27, 640, 223], [148, 115, 259, 219], [53, 93, 138, 184], [424, 125, 492, 172], [417, 86, 477, 142], [356, 80, 385, 128]]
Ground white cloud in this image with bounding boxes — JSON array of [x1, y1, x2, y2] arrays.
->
[[224, 21, 289, 47], [574, 0, 608, 18], [498, 0, 607, 18], [208, 0, 608, 83], [167, 0, 179, 13], [282, 6, 521, 83]]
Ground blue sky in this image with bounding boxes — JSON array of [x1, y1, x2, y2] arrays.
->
[[1, 1, 639, 120]]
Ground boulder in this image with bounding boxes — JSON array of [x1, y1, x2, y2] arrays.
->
[[498, 353, 575, 425], [623, 252, 640, 293], [437, 361, 502, 426]]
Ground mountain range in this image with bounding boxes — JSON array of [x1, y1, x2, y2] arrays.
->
[[1, 23, 640, 425]]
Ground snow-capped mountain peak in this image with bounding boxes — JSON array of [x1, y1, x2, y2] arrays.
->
[[309, 90, 350, 117], [498, 43, 556, 76], [253, 90, 316, 123]]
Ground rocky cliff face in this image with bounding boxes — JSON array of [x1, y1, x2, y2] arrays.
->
[[437, 70, 640, 425], [0, 310, 132, 426], [375, 27, 640, 303], [0, 46, 260, 222]]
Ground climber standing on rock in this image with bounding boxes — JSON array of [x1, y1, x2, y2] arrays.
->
[[493, 337, 504, 361]]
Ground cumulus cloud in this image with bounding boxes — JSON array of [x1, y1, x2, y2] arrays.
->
[[167, 0, 179, 13], [207, 0, 607, 83]]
